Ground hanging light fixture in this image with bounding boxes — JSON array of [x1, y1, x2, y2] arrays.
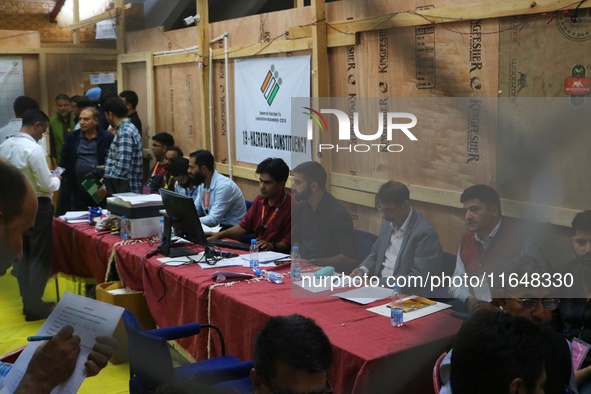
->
[[57, 0, 114, 27]]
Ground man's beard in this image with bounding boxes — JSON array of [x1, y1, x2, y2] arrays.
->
[[191, 172, 206, 187], [293, 187, 311, 202]]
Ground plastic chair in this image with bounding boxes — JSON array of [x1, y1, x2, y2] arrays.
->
[[433, 351, 447, 394], [122, 310, 253, 394], [353, 228, 378, 260]]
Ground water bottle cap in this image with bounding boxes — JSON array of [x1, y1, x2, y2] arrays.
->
[[394, 285, 401, 290], [255, 269, 262, 276], [160, 218, 164, 222], [292, 246, 299, 251], [121, 215, 127, 219], [251, 239, 257, 243]]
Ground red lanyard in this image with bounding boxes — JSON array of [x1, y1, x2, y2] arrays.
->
[[202, 188, 210, 210], [259, 193, 287, 232], [151, 162, 160, 177]]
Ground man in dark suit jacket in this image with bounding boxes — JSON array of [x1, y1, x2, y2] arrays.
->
[[59, 107, 113, 212], [350, 181, 442, 289]]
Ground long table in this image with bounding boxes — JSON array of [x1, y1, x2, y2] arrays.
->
[[51, 219, 462, 393]]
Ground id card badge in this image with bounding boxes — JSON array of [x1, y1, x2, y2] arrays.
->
[[572, 337, 591, 370]]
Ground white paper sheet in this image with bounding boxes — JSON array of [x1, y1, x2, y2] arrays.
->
[[5, 292, 124, 394], [293, 273, 346, 293], [240, 251, 289, 263], [331, 286, 394, 305], [366, 297, 451, 322]]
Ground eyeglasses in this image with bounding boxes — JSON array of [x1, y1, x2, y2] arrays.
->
[[509, 296, 560, 311], [377, 207, 398, 214], [260, 374, 333, 394]]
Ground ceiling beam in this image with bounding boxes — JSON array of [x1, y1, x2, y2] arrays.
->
[[50, 0, 66, 23]]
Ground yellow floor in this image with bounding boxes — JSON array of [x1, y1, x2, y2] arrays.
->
[[0, 270, 129, 393]]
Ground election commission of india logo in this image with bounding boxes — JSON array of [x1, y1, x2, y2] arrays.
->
[[260, 64, 282, 106]]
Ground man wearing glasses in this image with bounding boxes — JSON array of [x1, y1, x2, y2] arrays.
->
[[350, 180, 442, 290], [440, 255, 576, 394], [250, 314, 333, 394], [552, 210, 591, 393]]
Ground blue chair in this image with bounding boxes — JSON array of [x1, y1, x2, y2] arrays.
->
[[122, 310, 253, 394], [353, 228, 378, 260]]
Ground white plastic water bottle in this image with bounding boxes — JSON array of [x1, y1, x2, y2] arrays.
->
[[158, 218, 165, 243], [391, 285, 404, 327], [249, 239, 259, 272], [290, 246, 301, 281], [120, 215, 129, 240], [256, 269, 283, 284]]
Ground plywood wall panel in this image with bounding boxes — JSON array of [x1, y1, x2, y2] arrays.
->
[[153, 63, 202, 154], [44, 54, 85, 115], [123, 62, 148, 145], [497, 12, 591, 210]]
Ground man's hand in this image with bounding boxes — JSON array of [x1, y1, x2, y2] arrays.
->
[[17, 326, 81, 393], [85, 336, 118, 377], [349, 268, 365, 278], [256, 240, 273, 251]]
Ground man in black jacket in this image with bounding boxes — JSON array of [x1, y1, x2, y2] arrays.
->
[[59, 107, 113, 212]]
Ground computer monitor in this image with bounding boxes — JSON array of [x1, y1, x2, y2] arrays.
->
[[158, 188, 208, 257]]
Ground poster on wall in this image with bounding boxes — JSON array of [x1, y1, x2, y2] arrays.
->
[[0, 56, 24, 129], [234, 56, 311, 167]]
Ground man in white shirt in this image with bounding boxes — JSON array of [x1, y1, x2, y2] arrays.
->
[[0, 96, 47, 156], [0, 109, 60, 321], [350, 181, 442, 289]]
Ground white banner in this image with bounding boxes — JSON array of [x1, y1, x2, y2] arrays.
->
[[0, 56, 24, 129], [234, 56, 311, 167]]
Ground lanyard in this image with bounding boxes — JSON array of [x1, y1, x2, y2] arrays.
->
[[151, 162, 160, 177], [259, 193, 287, 234], [202, 188, 211, 211]]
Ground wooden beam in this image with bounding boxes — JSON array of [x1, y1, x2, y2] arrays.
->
[[68, 3, 132, 31], [0, 47, 120, 55], [197, 0, 210, 149], [210, 32, 355, 60], [330, 172, 576, 228], [217, 163, 294, 188], [73, 0, 80, 45], [153, 52, 199, 67], [119, 52, 151, 64], [328, 0, 591, 33], [50, 0, 65, 23], [145, 53, 156, 142], [115, 0, 125, 52], [311, 0, 329, 167], [39, 53, 48, 114], [212, 37, 311, 59]]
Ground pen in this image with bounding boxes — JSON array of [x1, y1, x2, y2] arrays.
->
[[27, 335, 54, 342]]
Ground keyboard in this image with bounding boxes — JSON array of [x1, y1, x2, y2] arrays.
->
[[207, 239, 251, 251]]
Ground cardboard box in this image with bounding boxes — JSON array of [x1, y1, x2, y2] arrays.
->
[[96, 281, 155, 364], [115, 215, 162, 239]]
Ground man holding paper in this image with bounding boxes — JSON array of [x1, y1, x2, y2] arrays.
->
[[0, 158, 116, 394]]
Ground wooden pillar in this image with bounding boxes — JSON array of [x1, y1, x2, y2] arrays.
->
[[197, 0, 210, 149], [115, 0, 125, 52], [310, 0, 330, 173], [72, 0, 80, 44]]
